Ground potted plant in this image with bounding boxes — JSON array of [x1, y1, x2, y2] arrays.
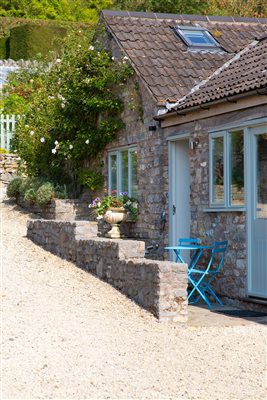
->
[[89, 192, 138, 238]]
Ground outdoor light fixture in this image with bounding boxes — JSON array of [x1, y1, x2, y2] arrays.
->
[[189, 137, 199, 150], [149, 125, 157, 131]]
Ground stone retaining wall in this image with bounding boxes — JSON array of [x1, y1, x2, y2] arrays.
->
[[0, 153, 19, 182], [27, 219, 188, 323], [18, 196, 91, 221]]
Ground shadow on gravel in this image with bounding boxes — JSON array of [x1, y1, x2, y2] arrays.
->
[[2, 198, 42, 220]]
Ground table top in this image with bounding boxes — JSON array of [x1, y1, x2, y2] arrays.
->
[[165, 244, 213, 251]]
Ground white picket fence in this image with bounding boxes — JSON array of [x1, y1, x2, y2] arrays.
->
[[0, 114, 16, 151]]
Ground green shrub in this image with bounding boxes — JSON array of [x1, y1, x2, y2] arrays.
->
[[19, 176, 42, 196], [54, 184, 68, 199], [79, 169, 104, 191], [24, 188, 37, 204], [36, 182, 55, 207], [6, 176, 23, 199]]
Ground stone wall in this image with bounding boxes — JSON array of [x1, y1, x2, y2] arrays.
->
[[0, 153, 19, 182], [100, 32, 168, 256], [17, 196, 92, 221], [27, 219, 188, 323]]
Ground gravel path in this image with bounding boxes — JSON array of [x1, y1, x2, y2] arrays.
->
[[1, 186, 266, 400]]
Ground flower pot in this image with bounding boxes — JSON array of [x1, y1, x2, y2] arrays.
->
[[103, 207, 128, 238]]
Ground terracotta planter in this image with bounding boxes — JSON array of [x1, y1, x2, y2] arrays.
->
[[103, 207, 128, 238]]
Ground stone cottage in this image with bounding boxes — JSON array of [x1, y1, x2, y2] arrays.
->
[[96, 10, 267, 308]]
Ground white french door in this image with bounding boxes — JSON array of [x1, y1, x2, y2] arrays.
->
[[247, 125, 267, 298], [168, 137, 191, 262]]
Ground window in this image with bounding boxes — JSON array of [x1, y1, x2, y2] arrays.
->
[[173, 26, 221, 49], [108, 147, 137, 198], [210, 130, 244, 208]]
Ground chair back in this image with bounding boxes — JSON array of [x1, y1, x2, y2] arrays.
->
[[178, 237, 200, 246], [208, 241, 228, 273]]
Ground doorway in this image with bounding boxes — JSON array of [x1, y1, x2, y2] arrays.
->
[[247, 125, 267, 299], [169, 137, 191, 261]]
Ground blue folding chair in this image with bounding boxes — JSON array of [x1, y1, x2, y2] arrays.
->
[[188, 241, 228, 309]]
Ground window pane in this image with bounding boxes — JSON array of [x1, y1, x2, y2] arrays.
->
[[130, 150, 137, 198], [185, 31, 213, 45], [121, 150, 128, 193], [212, 136, 224, 204], [110, 154, 117, 195], [230, 131, 244, 205], [256, 133, 267, 219]]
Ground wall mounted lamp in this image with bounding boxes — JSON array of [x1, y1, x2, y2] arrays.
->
[[189, 137, 199, 150]]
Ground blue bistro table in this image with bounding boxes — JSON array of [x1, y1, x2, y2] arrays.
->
[[164, 244, 213, 270]]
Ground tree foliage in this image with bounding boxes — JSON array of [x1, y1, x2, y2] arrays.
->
[[7, 31, 133, 193], [0, 0, 113, 22], [1, 0, 266, 20]]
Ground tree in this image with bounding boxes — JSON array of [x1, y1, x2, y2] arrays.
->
[[0, 0, 113, 21], [206, 0, 267, 17], [112, 0, 208, 14]]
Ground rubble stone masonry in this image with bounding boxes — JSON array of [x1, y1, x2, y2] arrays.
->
[[0, 153, 19, 182], [27, 219, 188, 324]]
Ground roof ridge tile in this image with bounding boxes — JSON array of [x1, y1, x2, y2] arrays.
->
[[102, 10, 267, 25]]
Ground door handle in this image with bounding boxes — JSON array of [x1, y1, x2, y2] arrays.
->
[[172, 205, 176, 215]]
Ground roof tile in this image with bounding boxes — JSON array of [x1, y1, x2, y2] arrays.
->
[[172, 37, 267, 110], [102, 10, 267, 102]]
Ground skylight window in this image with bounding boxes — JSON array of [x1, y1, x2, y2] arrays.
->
[[173, 26, 221, 49]]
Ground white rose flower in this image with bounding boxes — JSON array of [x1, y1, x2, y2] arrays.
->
[[89, 45, 94, 51], [40, 137, 45, 143], [52, 148, 57, 154], [25, 125, 29, 128], [54, 140, 59, 145], [30, 130, 35, 136], [61, 103, 65, 109], [85, 139, 90, 144], [55, 58, 61, 64], [69, 144, 73, 150]]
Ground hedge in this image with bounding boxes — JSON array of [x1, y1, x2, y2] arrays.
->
[[9, 24, 67, 60], [0, 36, 8, 58]]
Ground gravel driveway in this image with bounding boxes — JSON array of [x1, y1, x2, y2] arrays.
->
[[1, 186, 266, 400]]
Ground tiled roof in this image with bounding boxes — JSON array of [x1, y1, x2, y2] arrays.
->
[[167, 34, 267, 111], [101, 10, 267, 103]]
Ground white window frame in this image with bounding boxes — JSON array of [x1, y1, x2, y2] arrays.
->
[[108, 146, 137, 198], [209, 129, 245, 209], [174, 26, 221, 49]]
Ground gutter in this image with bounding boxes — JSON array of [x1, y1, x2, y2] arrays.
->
[[154, 88, 267, 121]]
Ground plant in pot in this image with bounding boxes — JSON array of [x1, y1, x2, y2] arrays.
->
[[89, 192, 138, 238]]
